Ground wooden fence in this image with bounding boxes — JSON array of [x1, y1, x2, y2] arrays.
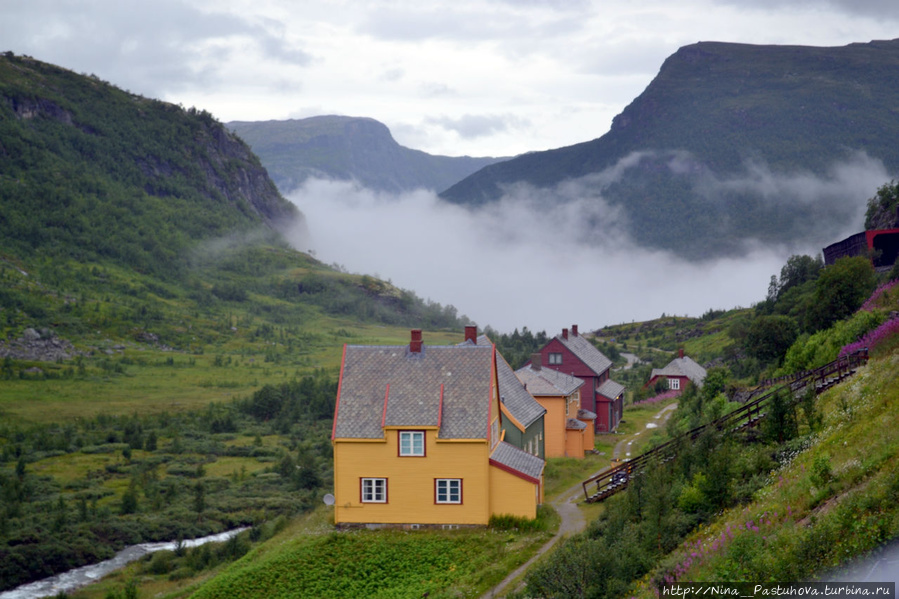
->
[[581, 348, 868, 503]]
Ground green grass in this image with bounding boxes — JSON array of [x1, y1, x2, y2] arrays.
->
[[628, 350, 899, 593], [181, 513, 552, 599]]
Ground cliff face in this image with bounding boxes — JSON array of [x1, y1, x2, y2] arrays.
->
[[0, 53, 302, 273]]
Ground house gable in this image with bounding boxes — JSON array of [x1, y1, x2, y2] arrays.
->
[[332, 329, 543, 526]]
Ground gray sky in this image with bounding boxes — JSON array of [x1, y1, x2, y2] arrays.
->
[[3, 0, 899, 157]]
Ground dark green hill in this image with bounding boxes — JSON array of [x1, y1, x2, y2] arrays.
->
[[441, 39, 899, 259], [0, 53, 468, 351], [228, 116, 507, 194], [0, 52, 301, 279]]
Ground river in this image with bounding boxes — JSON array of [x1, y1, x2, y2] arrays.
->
[[0, 528, 248, 599]]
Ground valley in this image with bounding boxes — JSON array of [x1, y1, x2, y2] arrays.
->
[[3, 39, 899, 599]]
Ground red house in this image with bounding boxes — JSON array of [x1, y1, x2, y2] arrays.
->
[[645, 349, 707, 394], [532, 325, 624, 433]]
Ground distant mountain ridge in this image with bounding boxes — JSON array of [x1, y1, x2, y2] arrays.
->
[[440, 39, 899, 259], [228, 116, 507, 194]]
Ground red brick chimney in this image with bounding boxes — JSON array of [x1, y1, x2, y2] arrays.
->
[[572, 324, 579, 337], [562, 328, 568, 340], [531, 353, 542, 371], [678, 348, 684, 359], [410, 329, 423, 353], [464, 325, 477, 344]]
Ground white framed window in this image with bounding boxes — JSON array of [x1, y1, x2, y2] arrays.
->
[[435, 479, 462, 504], [399, 430, 425, 456], [361, 478, 387, 503], [669, 378, 680, 390], [548, 352, 563, 365]]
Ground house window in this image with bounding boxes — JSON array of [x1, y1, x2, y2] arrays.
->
[[435, 479, 462, 504], [361, 478, 387, 503], [669, 378, 680, 390], [399, 431, 425, 456], [548, 353, 563, 365]]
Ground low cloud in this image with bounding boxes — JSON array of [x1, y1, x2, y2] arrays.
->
[[282, 149, 892, 333], [284, 177, 789, 333]]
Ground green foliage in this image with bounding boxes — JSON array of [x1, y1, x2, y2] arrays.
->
[[778, 309, 885, 375], [745, 315, 798, 363], [484, 326, 550, 369], [763, 388, 799, 444], [766, 254, 823, 304], [191, 527, 549, 599], [0, 54, 296, 279], [0, 396, 334, 592], [806, 257, 878, 331], [488, 505, 552, 532], [864, 180, 899, 229]]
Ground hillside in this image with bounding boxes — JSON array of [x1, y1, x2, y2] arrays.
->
[[0, 53, 472, 593], [441, 39, 899, 259], [0, 53, 301, 279], [228, 116, 507, 194]]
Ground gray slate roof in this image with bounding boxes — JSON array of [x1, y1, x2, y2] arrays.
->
[[514, 365, 584, 397], [650, 356, 708, 387], [556, 333, 612, 376], [495, 352, 545, 428], [577, 408, 597, 420], [334, 343, 495, 439], [597, 379, 626, 400], [489, 441, 545, 481], [566, 418, 587, 430]]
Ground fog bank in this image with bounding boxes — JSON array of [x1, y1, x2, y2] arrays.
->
[[283, 177, 821, 333]]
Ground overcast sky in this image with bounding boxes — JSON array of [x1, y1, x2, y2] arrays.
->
[[3, 0, 899, 158]]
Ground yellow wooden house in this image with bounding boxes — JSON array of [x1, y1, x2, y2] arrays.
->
[[331, 329, 545, 527], [515, 354, 596, 458]]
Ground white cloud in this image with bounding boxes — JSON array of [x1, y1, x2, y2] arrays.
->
[[281, 146, 892, 333]]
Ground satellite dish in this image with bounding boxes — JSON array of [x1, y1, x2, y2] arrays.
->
[[323, 493, 335, 506]]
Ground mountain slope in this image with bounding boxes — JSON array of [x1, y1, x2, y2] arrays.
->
[[441, 40, 899, 259], [0, 52, 469, 350], [228, 115, 507, 194], [0, 53, 301, 278]]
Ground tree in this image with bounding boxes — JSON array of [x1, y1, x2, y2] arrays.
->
[[745, 315, 799, 363], [806, 257, 877, 331], [776, 254, 823, 300], [864, 180, 899, 230], [194, 481, 205, 518], [120, 483, 139, 515]]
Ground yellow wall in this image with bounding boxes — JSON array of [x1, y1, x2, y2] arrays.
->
[[564, 428, 585, 458], [580, 417, 595, 449], [488, 464, 540, 520], [534, 395, 567, 457], [333, 429, 492, 525]]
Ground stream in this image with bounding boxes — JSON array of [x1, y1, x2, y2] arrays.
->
[[0, 528, 248, 599]]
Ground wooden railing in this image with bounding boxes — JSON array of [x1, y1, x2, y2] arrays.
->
[[582, 348, 868, 503]]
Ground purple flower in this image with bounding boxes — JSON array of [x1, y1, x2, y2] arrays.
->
[[840, 315, 899, 357], [858, 280, 899, 313]]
